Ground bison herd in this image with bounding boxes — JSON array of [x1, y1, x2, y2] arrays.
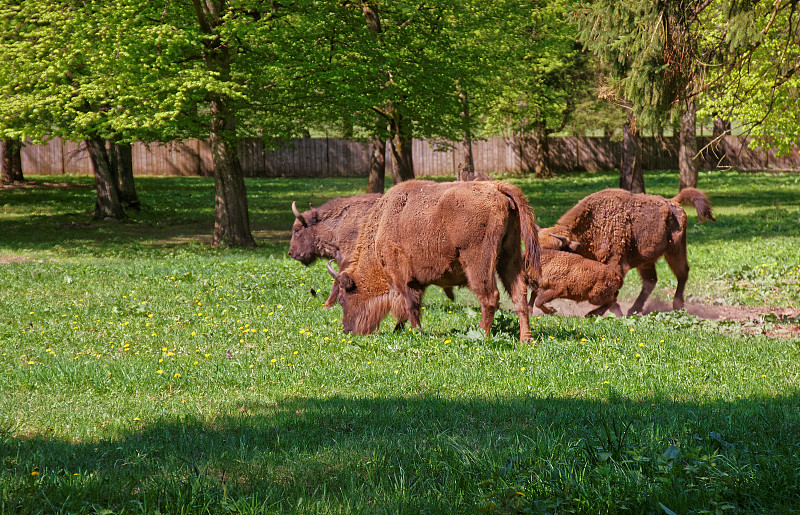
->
[[289, 179, 715, 342]]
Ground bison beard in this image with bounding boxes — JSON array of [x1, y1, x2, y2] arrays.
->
[[538, 187, 715, 315], [327, 180, 541, 342]]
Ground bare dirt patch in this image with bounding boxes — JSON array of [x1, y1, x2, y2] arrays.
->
[[0, 180, 88, 191], [536, 298, 800, 339], [0, 255, 31, 264]]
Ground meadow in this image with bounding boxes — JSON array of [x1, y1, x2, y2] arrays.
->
[[1, 169, 799, 513]]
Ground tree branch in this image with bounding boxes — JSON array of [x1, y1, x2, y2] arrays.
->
[[191, 0, 213, 34]]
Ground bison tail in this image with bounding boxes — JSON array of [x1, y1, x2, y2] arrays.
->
[[497, 182, 542, 284], [672, 188, 716, 223]]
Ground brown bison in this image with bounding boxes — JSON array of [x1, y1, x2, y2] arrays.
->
[[289, 193, 382, 268], [288, 193, 455, 305], [530, 248, 623, 317], [326, 179, 541, 342], [538, 187, 716, 315]]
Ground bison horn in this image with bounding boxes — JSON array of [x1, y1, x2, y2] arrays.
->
[[326, 259, 339, 279], [549, 233, 568, 246], [291, 201, 303, 220]]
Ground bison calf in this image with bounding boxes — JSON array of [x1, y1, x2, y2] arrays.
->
[[530, 249, 623, 317]]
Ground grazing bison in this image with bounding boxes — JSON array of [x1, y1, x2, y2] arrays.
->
[[538, 188, 716, 315], [530, 248, 623, 317], [288, 193, 455, 305], [326, 179, 541, 342], [289, 193, 382, 268]]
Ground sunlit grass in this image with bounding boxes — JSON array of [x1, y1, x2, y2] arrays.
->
[[1, 170, 799, 513]]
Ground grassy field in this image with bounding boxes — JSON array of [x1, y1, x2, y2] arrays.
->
[[1, 170, 799, 513]]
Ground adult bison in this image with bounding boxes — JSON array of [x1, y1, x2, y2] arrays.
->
[[326, 180, 541, 342], [288, 193, 455, 305], [289, 193, 382, 268], [538, 187, 715, 315]]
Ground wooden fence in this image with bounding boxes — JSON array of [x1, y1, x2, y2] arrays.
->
[[4, 135, 800, 178]]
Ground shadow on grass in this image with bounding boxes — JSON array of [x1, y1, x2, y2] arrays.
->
[[3, 393, 799, 513], [1, 172, 798, 258], [0, 176, 368, 258]]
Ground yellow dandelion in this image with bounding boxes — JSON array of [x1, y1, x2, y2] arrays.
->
[[156, 369, 163, 374]]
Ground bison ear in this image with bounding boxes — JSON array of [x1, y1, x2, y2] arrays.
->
[[339, 272, 356, 292]]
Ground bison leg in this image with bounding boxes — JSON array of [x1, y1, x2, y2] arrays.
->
[[530, 290, 557, 315], [586, 301, 621, 317], [443, 287, 456, 301], [403, 287, 424, 330], [664, 246, 689, 311], [628, 263, 657, 315], [497, 259, 533, 341]]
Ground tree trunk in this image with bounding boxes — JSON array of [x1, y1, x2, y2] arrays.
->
[[679, 96, 698, 190], [210, 95, 255, 248], [1, 140, 24, 183], [193, 0, 255, 248], [389, 112, 414, 185], [531, 122, 551, 178], [620, 114, 645, 193], [459, 89, 475, 176], [86, 137, 125, 220], [113, 142, 140, 210], [366, 134, 386, 193], [712, 116, 731, 167]]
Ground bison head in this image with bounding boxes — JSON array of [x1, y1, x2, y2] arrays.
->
[[325, 260, 393, 335], [326, 260, 365, 333], [288, 201, 319, 265], [538, 229, 581, 252]]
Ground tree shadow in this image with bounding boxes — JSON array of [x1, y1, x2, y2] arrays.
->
[[3, 392, 799, 512]]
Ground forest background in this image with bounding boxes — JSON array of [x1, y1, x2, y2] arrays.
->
[[2, 0, 800, 247]]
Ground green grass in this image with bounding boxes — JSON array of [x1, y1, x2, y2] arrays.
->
[[1, 170, 799, 513]]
